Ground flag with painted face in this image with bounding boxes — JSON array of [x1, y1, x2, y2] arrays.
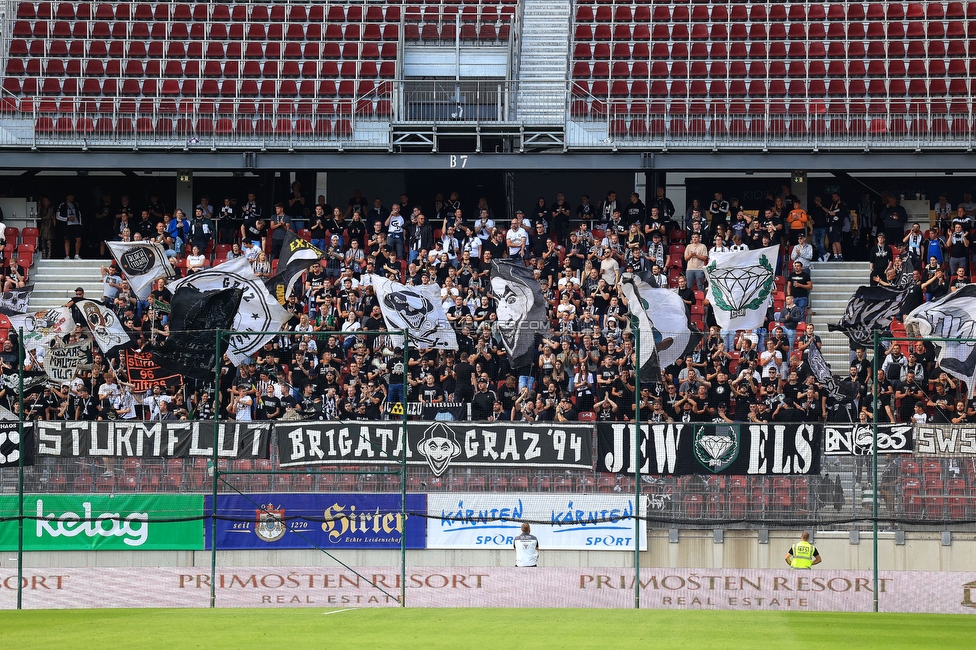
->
[[490, 260, 547, 368], [0, 284, 33, 316], [904, 284, 976, 391], [367, 274, 458, 350], [106, 241, 176, 300], [74, 299, 129, 354], [620, 272, 701, 382], [828, 285, 910, 350], [704, 245, 777, 332], [167, 256, 292, 365]]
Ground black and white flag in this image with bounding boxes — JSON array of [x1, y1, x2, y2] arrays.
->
[[168, 256, 292, 365], [265, 231, 323, 303], [904, 284, 976, 391], [490, 260, 547, 368], [828, 285, 909, 349], [156, 286, 244, 380], [75, 299, 129, 354], [44, 339, 92, 384], [620, 272, 700, 382], [106, 241, 176, 300], [705, 245, 777, 332], [367, 274, 458, 350], [808, 342, 858, 404], [0, 284, 33, 316], [8, 307, 76, 352]]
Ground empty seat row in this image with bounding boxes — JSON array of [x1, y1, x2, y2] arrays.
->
[[10, 96, 390, 117], [573, 1, 976, 22], [572, 59, 976, 81], [9, 39, 399, 61], [573, 21, 976, 42], [5, 77, 389, 100], [16, 2, 403, 22], [573, 78, 976, 100], [12, 20, 400, 41], [7, 58, 397, 80], [35, 116, 358, 138], [572, 39, 976, 61]]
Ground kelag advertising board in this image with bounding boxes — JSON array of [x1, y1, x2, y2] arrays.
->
[[0, 494, 203, 551], [426, 494, 647, 551], [205, 493, 427, 550]]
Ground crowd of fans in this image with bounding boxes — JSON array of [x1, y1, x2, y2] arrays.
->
[[10, 183, 976, 427]]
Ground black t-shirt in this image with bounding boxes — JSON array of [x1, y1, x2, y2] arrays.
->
[[788, 270, 811, 299], [871, 245, 892, 272]]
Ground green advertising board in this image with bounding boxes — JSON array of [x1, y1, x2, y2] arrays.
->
[[0, 494, 204, 551]]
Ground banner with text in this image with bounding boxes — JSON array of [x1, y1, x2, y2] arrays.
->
[[914, 424, 976, 456], [35, 421, 271, 459], [122, 350, 182, 392], [0, 494, 203, 551], [3, 567, 976, 612], [427, 493, 646, 551], [382, 402, 467, 421], [277, 421, 593, 472], [823, 424, 914, 456], [596, 422, 821, 476], [205, 493, 427, 550]]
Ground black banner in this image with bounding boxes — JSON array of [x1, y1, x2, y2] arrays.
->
[[382, 402, 467, 420], [823, 424, 914, 456], [122, 350, 182, 392], [276, 421, 593, 473], [914, 424, 976, 457], [596, 422, 821, 476], [35, 421, 271, 459], [0, 422, 33, 467]]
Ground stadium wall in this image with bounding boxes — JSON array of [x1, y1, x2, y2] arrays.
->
[[5, 530, 975, 572]]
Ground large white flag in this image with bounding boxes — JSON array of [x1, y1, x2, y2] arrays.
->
[[168, 256, 292, 365], [8, 307, 76, 352], [106, 241, 176, 300], [619, 272, 699, 380], [366, 274, 458, 349], [704, 245, 777, 332], [905, 284, 976, 391]]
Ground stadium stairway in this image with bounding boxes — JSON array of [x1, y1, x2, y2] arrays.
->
[[808, 261, 871, 372], [28, 258, 106, 311], [515, 0, 571, 125]]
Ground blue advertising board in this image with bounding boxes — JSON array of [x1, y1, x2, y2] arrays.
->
[[205, 493, 427, 550]]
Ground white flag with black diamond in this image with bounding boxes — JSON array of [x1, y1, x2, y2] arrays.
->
[[704, 245, 777, 332]]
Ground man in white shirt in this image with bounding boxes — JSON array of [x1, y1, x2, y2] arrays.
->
[[514, 523, 540, 567], [506, 217, 528, 260], [790, 233, 814, 270]]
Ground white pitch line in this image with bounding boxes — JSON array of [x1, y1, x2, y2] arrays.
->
[[322, 608, 355, 616]]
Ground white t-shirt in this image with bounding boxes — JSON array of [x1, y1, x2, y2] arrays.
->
[[514, 533, 539, 567], [235, 395, 253, 421], [506, 227, 528, 255]]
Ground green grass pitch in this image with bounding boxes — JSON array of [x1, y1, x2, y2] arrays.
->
[[0, 609, 972, 649]]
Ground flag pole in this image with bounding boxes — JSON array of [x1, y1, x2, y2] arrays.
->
[[871, 329, 879, 614], [16, 328, 24, 610], [633, 321, 641, 610]]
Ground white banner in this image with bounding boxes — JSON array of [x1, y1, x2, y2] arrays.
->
[[427, 493, 647, 551], [8, 307, 76, 353], [1, 567, 975, 612], [367, 274, 458, 350], [704, 245, 777, 332], [168, 256, 292, 365], [75, 299, 128, 353]]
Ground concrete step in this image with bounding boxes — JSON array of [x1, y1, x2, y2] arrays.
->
[[28, 259, 107, 310]]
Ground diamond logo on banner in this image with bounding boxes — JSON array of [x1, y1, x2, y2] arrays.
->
[[694, 424, 740, 473], [708, 254, 774, 318]]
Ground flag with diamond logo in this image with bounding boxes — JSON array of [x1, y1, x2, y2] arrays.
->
[[704, 245, 777, 331]]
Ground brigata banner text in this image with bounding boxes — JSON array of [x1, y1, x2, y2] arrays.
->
[[205, 493, 427, 550], [35, 421, 271, 459], [276, 421, 593, 473], [596, 423, 821, 475]]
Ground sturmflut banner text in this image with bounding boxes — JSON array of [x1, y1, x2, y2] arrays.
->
[[35, 421, 271, 459]]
